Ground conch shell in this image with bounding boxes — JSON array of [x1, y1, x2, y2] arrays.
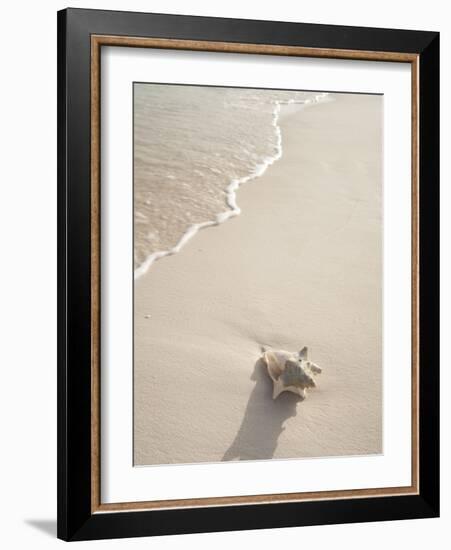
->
[[261, 347, 322, 400]]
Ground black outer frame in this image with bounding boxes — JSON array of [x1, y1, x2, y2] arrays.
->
[[57, 7, 439, 542]]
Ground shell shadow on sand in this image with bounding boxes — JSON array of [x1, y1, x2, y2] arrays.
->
[[222, 358, 302, 461]]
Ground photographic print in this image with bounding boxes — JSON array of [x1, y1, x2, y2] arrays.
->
[[133, 83, 383, 466]]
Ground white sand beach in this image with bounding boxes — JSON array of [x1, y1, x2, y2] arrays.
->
[[134, 93, 382, 465]]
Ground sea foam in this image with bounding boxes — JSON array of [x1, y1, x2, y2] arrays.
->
[[134, 88, 330, 280]]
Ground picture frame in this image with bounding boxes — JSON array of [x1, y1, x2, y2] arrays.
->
[[57, 7, 439, 541]]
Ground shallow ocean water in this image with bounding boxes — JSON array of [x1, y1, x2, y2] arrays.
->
[[134, 83, 328, 276]]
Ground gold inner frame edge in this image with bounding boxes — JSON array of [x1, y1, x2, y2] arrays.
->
[[90, 35, 420, 514]]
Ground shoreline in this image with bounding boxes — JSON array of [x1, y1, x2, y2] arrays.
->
[[134, 93, 383, 466], [134, 94, 330, 280]]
